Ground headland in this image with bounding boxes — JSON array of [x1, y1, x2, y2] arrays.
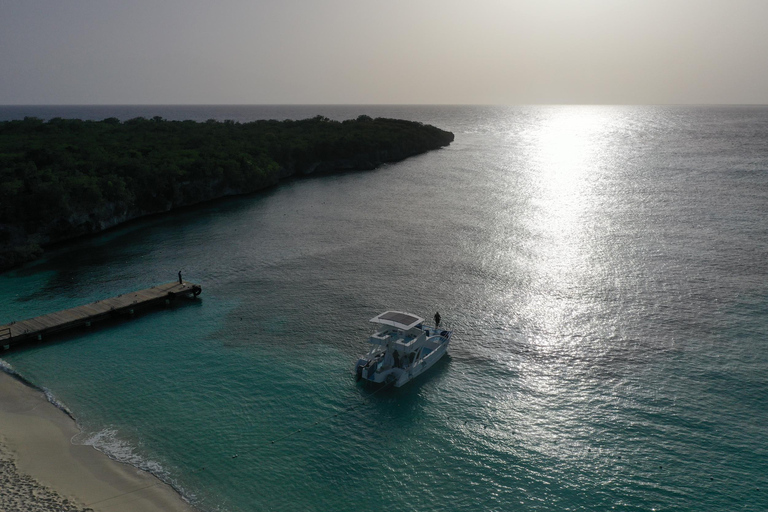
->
[[0, 115, 454, 271]]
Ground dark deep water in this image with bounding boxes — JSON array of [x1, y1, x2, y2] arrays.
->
[[1, 105, 767, 511]]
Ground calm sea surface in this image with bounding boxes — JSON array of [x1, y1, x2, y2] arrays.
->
[[1, 105, 767, 511]]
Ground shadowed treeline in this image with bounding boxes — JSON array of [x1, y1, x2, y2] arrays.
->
[[0, 115, 454, 270]]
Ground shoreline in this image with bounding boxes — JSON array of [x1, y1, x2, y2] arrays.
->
[[0, 115, 454, 273], [0, 367, 199, 512]]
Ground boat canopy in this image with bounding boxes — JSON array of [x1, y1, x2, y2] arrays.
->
[[370, 311, 424, 331]]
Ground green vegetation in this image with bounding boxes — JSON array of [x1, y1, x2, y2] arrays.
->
[[0, 115, 453, 270]]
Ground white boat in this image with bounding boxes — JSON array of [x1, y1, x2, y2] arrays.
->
[[354, 311, 451, 387]]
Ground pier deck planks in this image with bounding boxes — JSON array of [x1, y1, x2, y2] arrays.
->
[[0, 281, 201, 348]]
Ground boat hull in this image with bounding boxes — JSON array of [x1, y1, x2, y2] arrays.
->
[[394, 335, 449, 387], [355, 332, 450, 387]]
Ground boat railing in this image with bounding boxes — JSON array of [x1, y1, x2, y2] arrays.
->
[[369, 332, 394, 344], [423, 324, 451, 338]]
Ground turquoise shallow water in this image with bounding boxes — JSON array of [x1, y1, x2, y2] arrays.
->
[[1, 105, 767, 511]]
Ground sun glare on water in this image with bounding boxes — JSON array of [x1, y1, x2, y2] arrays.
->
[[488, 107, 634, 460], [521, 107, 626, 315]]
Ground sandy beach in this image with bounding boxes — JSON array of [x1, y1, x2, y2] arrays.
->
[[0, 369, 198, 512]]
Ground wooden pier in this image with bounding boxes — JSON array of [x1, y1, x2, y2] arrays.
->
[[0, 281, 201, 350]]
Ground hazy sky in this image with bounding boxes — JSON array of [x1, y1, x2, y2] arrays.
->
[[2, 0, 767, 105]]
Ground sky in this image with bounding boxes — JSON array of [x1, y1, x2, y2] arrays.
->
[[1, 0, 768, 105]]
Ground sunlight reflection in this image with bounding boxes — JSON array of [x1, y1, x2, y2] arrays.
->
[[520, 106, 622, 317], [528, 107, 609, 257], [489, 107, 632, 458]]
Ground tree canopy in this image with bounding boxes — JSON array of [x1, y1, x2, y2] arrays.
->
[[0, 115, 453, 269]]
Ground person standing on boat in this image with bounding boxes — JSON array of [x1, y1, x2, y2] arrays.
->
[[178, 270, 183, 284], [434, 311, 441, 328]]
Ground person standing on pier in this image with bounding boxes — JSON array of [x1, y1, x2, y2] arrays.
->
[[178, 270, 183, 284]]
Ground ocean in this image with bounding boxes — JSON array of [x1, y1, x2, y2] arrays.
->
[[1, 105, 767, 511]]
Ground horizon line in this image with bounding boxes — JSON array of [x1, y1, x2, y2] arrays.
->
[[2, 102, 768, 108]]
